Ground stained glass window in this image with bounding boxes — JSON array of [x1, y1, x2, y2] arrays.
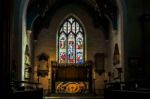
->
[[57, 16, 84, 64], [59, 33, 67, 63]]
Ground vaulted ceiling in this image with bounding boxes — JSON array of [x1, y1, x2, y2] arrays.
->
[[27, 0, 118, 40]]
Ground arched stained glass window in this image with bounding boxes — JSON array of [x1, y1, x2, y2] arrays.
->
[[57, 16, 85, 64]]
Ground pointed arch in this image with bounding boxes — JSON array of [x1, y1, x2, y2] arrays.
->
[[57, 14, 86, 64]]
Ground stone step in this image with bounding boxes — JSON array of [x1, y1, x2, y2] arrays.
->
[[44, 96, 104, 99]]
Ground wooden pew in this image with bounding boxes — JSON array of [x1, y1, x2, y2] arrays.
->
[[104, 81, 150, 99], [11, 80, 43, 99]]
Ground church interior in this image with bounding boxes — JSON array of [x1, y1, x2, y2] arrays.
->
[[1, 0, 150, 99]]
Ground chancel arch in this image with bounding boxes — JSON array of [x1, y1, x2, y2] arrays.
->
[[11, 0, 126, 96]]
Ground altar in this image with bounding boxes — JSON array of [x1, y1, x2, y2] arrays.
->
[[51, 61, 93, 94]]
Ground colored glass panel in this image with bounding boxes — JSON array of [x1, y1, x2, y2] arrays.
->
[[59, 33, 67, 63], [72, 22, 75, 33], [68, 33, 75, 63], [76, 33, 83, 64], [76, 22, 79, 33], [64, 22, 67, 33], [68, 22, 71, 33], [68, 17, 74, 23], [57, 16, 84, 64]]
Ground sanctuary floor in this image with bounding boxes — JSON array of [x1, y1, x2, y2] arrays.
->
[[44, 96, 103, 99], [44, 93, 104, 99]]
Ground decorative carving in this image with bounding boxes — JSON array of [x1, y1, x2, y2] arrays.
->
[[37, 53, 49, 61], [37, 53, 49, 77], [24, 45, 31, 80], [113, 43, 120, 65], [51, 61, 93, 93]]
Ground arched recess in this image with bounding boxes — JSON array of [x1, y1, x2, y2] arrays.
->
[[27, 11, 39, 30], [30, 16, 43, 40]]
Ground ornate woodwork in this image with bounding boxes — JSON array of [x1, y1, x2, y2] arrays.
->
[[51, 61, 93, 93]]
